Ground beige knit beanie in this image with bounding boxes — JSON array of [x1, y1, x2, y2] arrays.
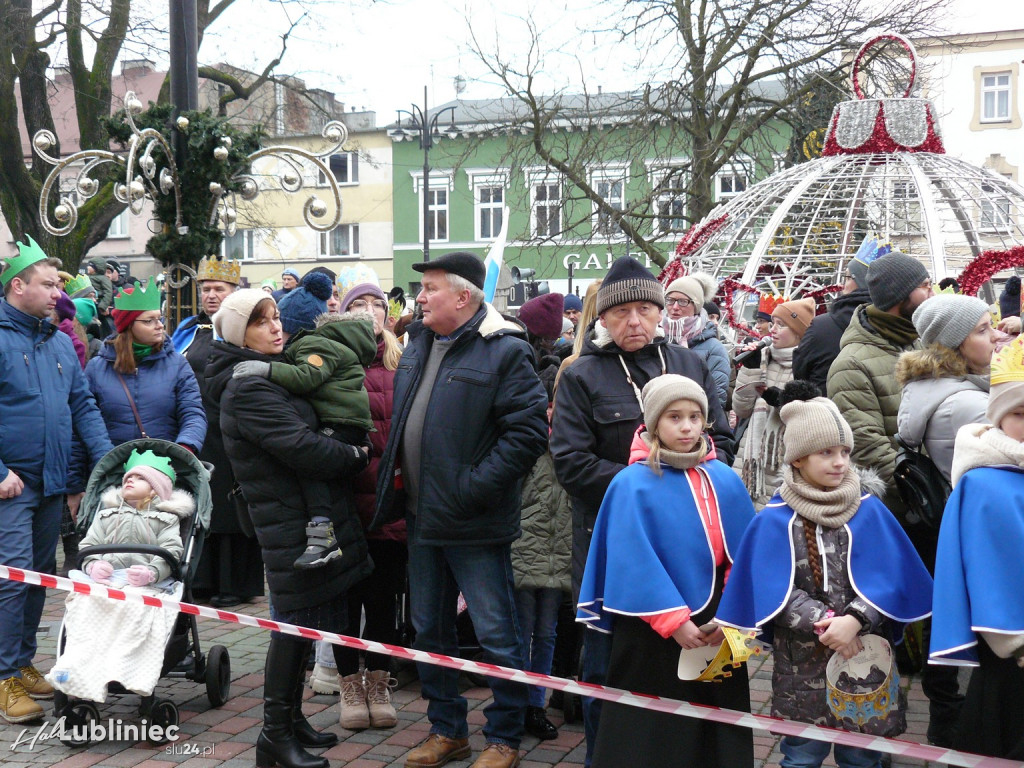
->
[[779, 396, 854, 463], [213, 288, 270, 348], [641, 374, 709, 429], [665, 272, 718, 308]]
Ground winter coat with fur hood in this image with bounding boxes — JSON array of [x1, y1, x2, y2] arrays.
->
[[896, 345, 989, 483], [80, 486, 194, 582], [268, 311, 378, 430]]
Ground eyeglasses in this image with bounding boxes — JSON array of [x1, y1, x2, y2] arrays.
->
[[133, 317, 165, 327], [349, 299, 388, 312], [665, 297, 694, 307]]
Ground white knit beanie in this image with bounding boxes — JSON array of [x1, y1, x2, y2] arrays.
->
[[213, 288, 270, 347], [665, 272, 717, 308]]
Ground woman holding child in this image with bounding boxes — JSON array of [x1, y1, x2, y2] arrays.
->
[[205, 289, 372, 768]]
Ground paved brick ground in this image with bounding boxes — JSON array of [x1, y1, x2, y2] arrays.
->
[[0, 559, 961, 767]]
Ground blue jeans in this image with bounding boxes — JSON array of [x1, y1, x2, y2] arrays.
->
[[0, 482, 62, 679], [515, 587, 563, 709], [581, 627, 614, 768], [781, 736, 882, 768], [407, 539, 527, 748]]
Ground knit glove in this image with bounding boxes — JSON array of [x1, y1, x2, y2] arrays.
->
[[126, 564, 156, 587], [233, 360, 271, 379], [86, 560, 114, 582]]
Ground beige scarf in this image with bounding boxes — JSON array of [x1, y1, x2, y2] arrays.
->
[[779, 464, 862, 528], [641, 430, 708, 470]]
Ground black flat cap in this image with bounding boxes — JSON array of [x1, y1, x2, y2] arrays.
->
[[412, 251, 486, 290]]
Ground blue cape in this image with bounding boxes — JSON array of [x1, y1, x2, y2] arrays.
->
[[715, 493, 933, 644], [577, 459, 755, 633], [170, 314, 202, 354], [930, 466, 1024, 665]]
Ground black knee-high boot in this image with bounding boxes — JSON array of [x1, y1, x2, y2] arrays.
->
[[255, 633, 328, 768], [292, 643, 338, 748]]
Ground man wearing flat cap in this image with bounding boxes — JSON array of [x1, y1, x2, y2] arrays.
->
[[372, 251, 548, 768], [549, 255, 735, 767]]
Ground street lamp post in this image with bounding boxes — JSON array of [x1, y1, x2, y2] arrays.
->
[[396, 86, 457, 262]]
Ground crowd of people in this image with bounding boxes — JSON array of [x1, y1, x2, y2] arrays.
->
[[0, 236, 1022, 768]]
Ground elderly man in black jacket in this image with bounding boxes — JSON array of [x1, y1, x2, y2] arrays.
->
[[372, 252, 548, 768], [550, 255, 734, 767]]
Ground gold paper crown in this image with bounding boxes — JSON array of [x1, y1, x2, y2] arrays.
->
[[990, 332, 1024, 386], [197, 255, 241, 285], [113, 277, 162, 312]]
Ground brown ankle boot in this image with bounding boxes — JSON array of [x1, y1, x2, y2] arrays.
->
[[338, 672, 370, 730], [364, 669, 398, 727], [405, 734, 471, 768]]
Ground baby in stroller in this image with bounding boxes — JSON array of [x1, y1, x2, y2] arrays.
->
[[47, 449, 193, 702]]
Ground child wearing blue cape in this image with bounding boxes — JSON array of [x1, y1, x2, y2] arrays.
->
[[716, 384, 933, 768], [576, 374, 756, 767], [929, 334, 1024, 759]]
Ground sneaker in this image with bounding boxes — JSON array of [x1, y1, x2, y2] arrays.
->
[[365, 669, 398, 728], [309, 663, 340, 694], [294, 521, 342, 570], [18, 666, 54, 700], [0, 677, 44, 723], [339, 672, 370, 730]]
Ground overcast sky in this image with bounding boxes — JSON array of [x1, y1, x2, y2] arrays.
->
[[191, 0, 1024, 118]]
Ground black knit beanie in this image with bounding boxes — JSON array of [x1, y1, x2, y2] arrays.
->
[[596, 256, 665, 315]]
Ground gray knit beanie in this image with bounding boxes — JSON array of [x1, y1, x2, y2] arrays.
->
[[780, 397, 854, 464], [641, 374, 708, 428], [911, 294, 990, 349], [866, 251, 930, 311], [597, 256, 665, 315]]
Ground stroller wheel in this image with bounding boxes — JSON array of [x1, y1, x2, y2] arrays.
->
[[205, 644, 231, 707], [149, 700, 179, 743], [59, 701, 100, 747]]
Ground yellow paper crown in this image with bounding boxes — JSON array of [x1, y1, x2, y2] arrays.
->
[[990, 332, 1024, 386], [197, 255, 241, 285]]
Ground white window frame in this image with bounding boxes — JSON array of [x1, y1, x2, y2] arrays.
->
[[981, 72, 1012, 123], [221, 229, 256, 262], [526, 169, 564, 239], [647, 162, 690, 237], [318, 152, 359, 186], [107, 209, 130, 239], [467, 169, 509, 242], [714, 167, 748, 202], [890, 179, 923, 235], [590, 166, 628, 239], [981, 175, 1013, 233], [411, 170, 453, 245], [319, 223, 361, 257]]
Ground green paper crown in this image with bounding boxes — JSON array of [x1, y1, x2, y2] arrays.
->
[[64, 274, 92, 296], [123, 449, 176, 484], [113, 276, 162, 312], [0, 235, 49, 286]]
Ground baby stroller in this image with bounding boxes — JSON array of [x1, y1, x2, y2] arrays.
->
[[51, 438, 231, 746]]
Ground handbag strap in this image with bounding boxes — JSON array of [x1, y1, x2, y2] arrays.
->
[[116, 372, 149, 439]]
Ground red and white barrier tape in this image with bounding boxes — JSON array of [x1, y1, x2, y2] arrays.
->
[[3, 565, 1016, 768]]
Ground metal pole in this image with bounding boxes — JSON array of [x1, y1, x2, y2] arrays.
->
[[422, 85, 430, 262], [167, 0, 200, 332]]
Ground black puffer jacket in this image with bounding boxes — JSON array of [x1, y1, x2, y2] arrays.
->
[[205, 340, 372, 613], [550, 322, 735, 590], [792, 288, 869, 395], [371, 303, 548, 546]]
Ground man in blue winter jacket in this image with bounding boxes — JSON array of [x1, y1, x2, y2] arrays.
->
[[0, 237, 113, 723]]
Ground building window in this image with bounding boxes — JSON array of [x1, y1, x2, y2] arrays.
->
[[890, 179, 923, 235], [318, 152, 359, 185], [426, 188, 448, 242], [981, 180, 1012, 232], [320, 224, 360, 257], [533, 181, 562, 238], [982, 72, 1011, 123], [716, 171, 747, 202], [593, 174, 625, 238], [476, 186, 504, 240], [221, 229, 255, 261], [655, 196, 687, 235], [107, 209, 130, 238]]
